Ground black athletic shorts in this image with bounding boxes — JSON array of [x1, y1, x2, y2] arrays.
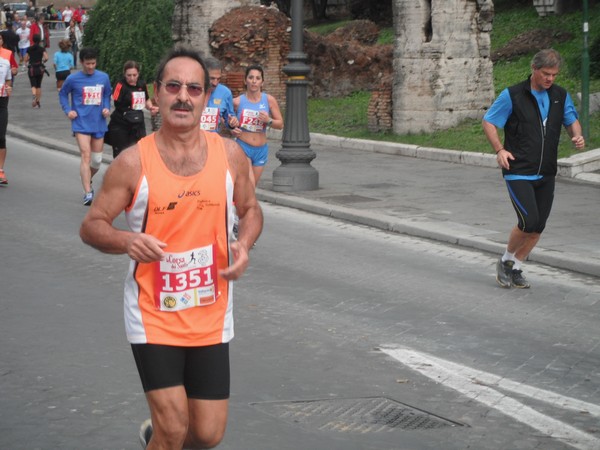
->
[[56, 70, 71, 81], [505, 176, 555, 233], [131, 342, 230, 400]]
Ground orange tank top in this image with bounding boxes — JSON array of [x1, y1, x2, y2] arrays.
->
[[123, 131, 236, 346]]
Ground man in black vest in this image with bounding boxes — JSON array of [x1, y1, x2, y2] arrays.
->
[[482, 49, 585, 289]]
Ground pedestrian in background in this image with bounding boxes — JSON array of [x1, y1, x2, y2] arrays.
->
[[15, 20, 30, 67], [66, 18, 82, 68], [29, 14, 49, 49], [106, 60, 158, 159], [0, 34, 14, 185], [79, 46, 263, 449], [53, 38, 73, 91], [231, 64, 283, 186], [1, 21, 20, 63], [59, 47, 111, 205], [25, 34, 48, 108], [62, 5, 72, 29], [483, 48, 585, 289]]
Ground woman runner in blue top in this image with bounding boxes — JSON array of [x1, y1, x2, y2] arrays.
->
[[231, 64, 283, 185]]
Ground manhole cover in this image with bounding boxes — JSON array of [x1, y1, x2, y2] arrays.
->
[[250, 397, 464, 433], [319, 195, 380, 204]]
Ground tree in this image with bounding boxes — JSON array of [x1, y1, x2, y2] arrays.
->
[[82, 0, 175, 85]]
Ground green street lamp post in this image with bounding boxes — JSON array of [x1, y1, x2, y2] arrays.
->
[[581, 0, 590, 141], [272, 0, 319, 192]]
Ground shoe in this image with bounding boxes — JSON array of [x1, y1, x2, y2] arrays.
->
[[139, 418, 153, 449], [495, 258, 513, 288], [32, 96, 37, 108], [511, 269, 531, 289], [83, 189, 94, 206], [0, 170, 7, 185]]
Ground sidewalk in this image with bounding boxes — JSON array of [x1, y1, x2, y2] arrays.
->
[[6, 63, 600, 278]]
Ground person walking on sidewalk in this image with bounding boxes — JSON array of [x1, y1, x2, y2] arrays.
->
[[15, 20, 30, 67], [0, 36, 14, 185], [59, 47, 111, 205], [53, 38, 73, 91], [65, 18, 82, 67], [24, 34, 48, 108], [29, 14, 50, 49], [79, 46, 263, 449], [482, 48, 585, 289]]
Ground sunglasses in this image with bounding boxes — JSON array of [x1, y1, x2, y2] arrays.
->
[[159, 80, 204, 97]]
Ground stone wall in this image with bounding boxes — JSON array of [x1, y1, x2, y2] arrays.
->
[[368, 75, 393, 132], [209, 6, 290, 110], [391, 0, 495, 134], [172, 0, 259, 57]]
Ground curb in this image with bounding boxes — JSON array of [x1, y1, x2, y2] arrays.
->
[[256, 189, 600, 278], [268, 129, 600, 184]]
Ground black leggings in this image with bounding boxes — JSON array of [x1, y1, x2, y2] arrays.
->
[[505, 176, 555, 233], [0, 96, 8, 148]]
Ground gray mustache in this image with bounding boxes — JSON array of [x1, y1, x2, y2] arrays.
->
[[171, 102, 193, 111]]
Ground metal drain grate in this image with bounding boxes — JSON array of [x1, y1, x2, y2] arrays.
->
[[250, 397, 463, 433]]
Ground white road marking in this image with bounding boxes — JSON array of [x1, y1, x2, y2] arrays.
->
[[381, 347, 600, 450]]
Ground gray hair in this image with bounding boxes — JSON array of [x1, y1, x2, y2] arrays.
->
[[204, 57, 222, 72], [531, 49, 562, 70]]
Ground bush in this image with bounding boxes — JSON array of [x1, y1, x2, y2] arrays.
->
[[567, 35, 600, 80], [82, 0, 174, 86]]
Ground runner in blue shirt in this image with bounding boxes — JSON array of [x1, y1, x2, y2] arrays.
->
[[483, 49, 585, 289], [200, 58, 235, 134], [59, 47, 111, 205]]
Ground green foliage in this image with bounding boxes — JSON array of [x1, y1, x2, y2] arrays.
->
[[377, 28, 394, 45], [82, 0, 174, 86], [308, 20, 351, 36], [308, 91, 370, 135]]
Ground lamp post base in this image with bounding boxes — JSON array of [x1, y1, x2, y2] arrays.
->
[[273, 163, 319, 192]]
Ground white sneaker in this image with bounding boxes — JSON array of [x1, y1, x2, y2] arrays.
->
[[138, 418, 153, 449]]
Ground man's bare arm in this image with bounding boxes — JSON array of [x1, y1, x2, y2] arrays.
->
[[79, 146, 167, 263], [220, 138, 264, 280]]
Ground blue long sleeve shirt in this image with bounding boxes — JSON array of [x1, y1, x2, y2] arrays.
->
[[59, 69, 112, 134]]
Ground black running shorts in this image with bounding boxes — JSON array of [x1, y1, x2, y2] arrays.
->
[[131, 342, 230, 400], [505, 176, 555, 234]]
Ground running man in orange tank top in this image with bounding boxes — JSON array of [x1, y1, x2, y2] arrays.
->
[[79, 47, 263, 450]]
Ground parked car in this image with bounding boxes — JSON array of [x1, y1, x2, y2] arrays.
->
[[5, 2, 27, 15]]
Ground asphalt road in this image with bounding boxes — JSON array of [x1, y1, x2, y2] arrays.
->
[[2, 139, 600, 450]]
